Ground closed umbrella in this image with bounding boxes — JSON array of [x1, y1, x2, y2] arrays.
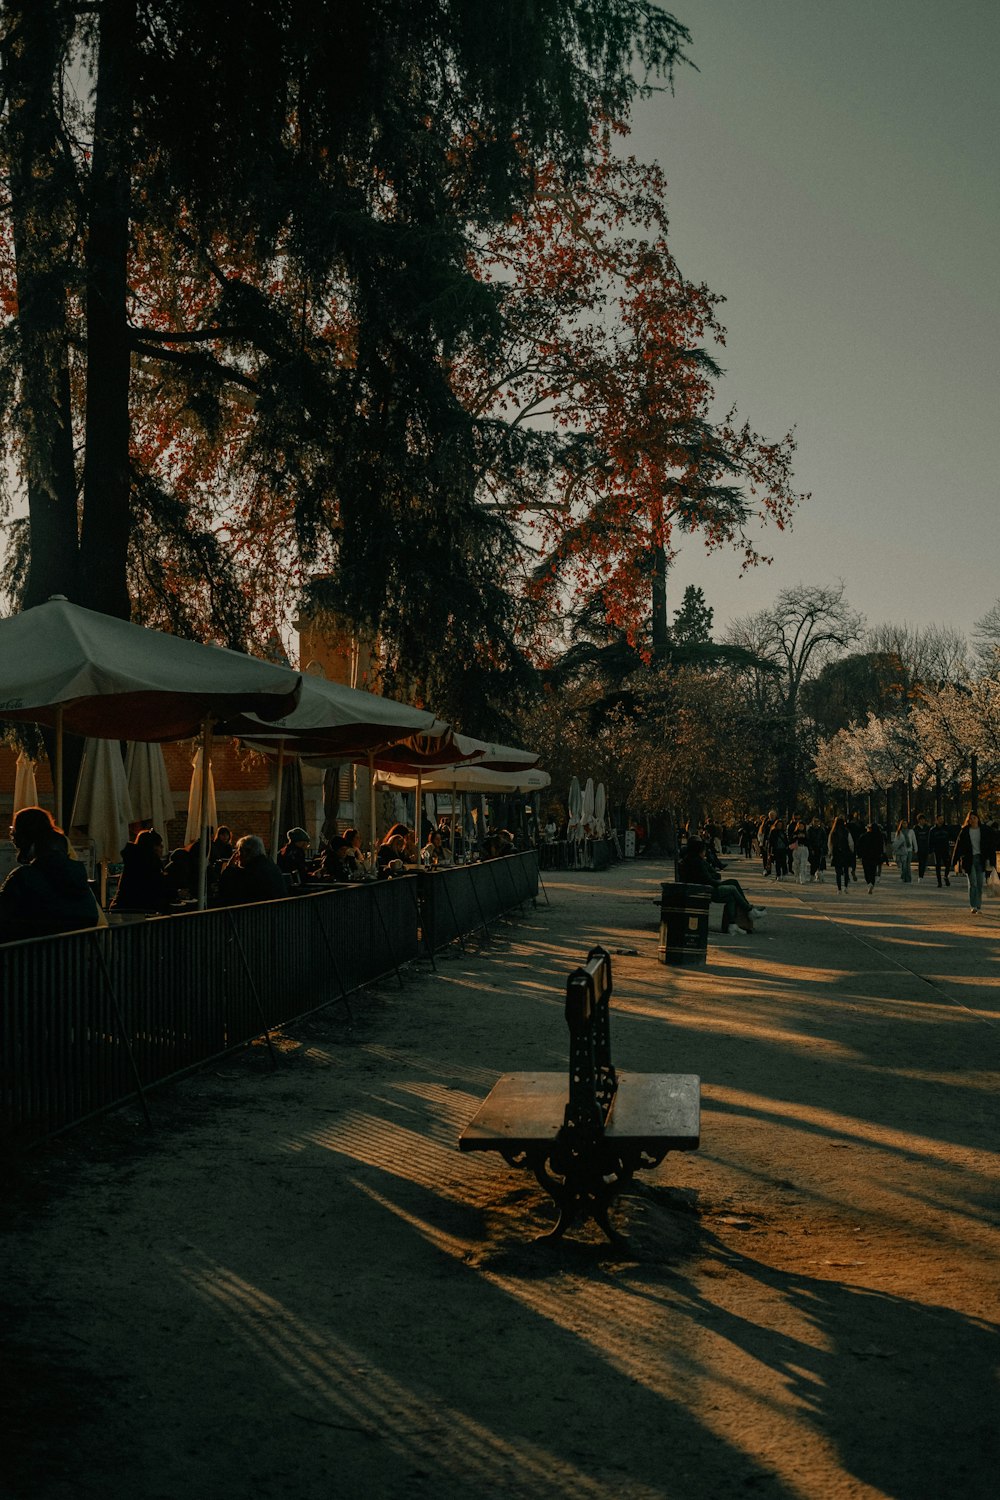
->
[[13, 752, 39, 814], [125, 741, 175, 837], [594, 783, 607, 838], [185, 745, 217, 845], [567, 776, 582, 841], [71, 738, 134, 905]]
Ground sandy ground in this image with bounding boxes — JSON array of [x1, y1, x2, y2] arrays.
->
[[2, 856, 999, 1500]]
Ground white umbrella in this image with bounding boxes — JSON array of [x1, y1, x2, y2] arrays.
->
[[222, 673, 448, 757], [71, 738, 134, 905], [0, 596, 300, 907], [582, 777, 595, 835], [594, 782, 607, 838], [567, 776, 582, 841], [125, 741, 175, 837], [13, 752, 39, 814], [185, 745, 217, 845], [0, 596, 301, 743], [376, 766, 551, 795]]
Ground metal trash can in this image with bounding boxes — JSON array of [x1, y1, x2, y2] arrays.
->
[[658, 881, 711, 966]]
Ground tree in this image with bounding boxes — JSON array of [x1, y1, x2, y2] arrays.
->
[[727, 581, 865, 809], [670, 584, 713, 648], [460, 137, 805, 649], [2, 0, 693, 704]]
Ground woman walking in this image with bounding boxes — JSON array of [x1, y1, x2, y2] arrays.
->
[[892, 820, 913, 883], [827, 816, 854, 893]]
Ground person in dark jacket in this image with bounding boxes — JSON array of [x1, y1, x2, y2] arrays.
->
[[827, 816, 854, 892], [912, 814, 931, 881], [112, 829, 170, 912], [928, 814, 952, 887], [0, 806, 101, 942], [277, 826, 312, 883], [677, 838, 765, 933], [857, 823, 885, 893], [216, 835, 288, 905], [209, 826, 234, 867], [806, 817, 827, 881], [164, 840, 201, 901], [950, 813, 996, 915]]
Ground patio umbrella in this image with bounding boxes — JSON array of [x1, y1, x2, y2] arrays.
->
[[376, 766, 551, 795], [219, 673, 447, 756], [185, 745, 218, 845], [13, 752, 39, 814], [567, 776, 582, 842], [594, 782, 607, 838], [71, 738, 134, 904], [0, 596, 300, 906], [582, 777, 595, 836], [125, 741, 175, 837]]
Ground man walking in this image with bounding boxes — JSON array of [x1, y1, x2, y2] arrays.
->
[[928, 814, 952, 888]]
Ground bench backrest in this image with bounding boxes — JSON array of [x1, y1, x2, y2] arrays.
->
[[562, 945, 617, 1134]]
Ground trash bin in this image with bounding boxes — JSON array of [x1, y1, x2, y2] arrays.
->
[[658, 882, 711, 966]]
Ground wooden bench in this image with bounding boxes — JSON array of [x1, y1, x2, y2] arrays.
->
[[459, 946, 700, 1244]]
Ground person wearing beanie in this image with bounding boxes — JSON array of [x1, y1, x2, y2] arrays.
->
[[277, 826, 312, 883]]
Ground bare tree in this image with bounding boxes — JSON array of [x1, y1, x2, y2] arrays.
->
[[972, 600, 1000, 678], [866, 621, 968, 691], [727, 581, 864, 809]]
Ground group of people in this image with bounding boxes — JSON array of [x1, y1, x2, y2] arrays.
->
[[0, 801, 530, 942], [748, 809, 998, 913]]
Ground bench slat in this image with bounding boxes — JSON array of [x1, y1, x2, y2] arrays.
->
[[459, 1070, 700, 1153]]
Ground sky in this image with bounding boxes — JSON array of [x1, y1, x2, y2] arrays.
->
[[626, 0, 1000, 645]]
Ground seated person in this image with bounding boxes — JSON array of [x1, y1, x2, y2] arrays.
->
[[112, 829, 170, 912], [277, 826, 313, 883], [0, 806, 101, 942], [216, 835, 288, 905], [340, 828, 365, 874], [420, 829, 453, 867], [321, 840, 362, 880], [209, 825, 234, 866], [677, 837, 764, 934], [376, 833, 407, 876], [163, 840, 201, 901]]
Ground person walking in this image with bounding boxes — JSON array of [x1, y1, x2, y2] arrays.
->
[[828, 815, 854, 892], [789, 820, 810, 884], [847, 813, 864, 882], [858, 822, 885, 894], [951, 812, 996, 915], [892, 820, 914, 883], [806, 816, 827, 881], [928, 814, 952, 887], [767, 818, 789, 880], [912, 814, 931, 881]]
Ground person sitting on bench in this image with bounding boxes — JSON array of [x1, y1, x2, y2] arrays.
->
[[677, 837, 765, 934]]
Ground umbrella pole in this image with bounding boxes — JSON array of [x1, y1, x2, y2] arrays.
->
[[368, 752, 376, 871], [197, 716, 214, 911], [270, 740, 286, 857], [451, 781, 457, 861], [55, 704, 64, 828], [415, 768, 422, 861]]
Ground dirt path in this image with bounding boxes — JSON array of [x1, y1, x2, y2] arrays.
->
[[3, 858, 998, 1499]]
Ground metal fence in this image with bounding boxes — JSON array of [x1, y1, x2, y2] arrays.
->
[[1, 878, 420, 1147], [419, 851, 539, 952], [0, 857, 540, 1147]]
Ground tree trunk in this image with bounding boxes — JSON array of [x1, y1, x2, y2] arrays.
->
[[3, 0, 80, 605], [651, 543, 668, 660], [78, 0, 136, 619]]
